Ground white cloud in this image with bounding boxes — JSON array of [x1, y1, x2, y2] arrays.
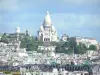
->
[[0, 0, 99, 12], [63, 0, 100, 5], [0, 11, 100, 34], [51, 13, 100, 31], [0, 0, 19, 11]]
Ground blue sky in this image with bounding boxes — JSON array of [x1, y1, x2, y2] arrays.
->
[[0, 0, 100, 42]]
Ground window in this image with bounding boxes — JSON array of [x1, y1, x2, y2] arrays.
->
[[44, 38, 50, 42]]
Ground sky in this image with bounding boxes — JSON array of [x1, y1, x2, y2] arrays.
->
[[0, 0, 100, 42]]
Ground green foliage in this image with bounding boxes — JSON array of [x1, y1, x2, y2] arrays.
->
[[20, 35, 43, 51], [83, 60, 90, 65], [0, 71, 11, 74], [55, 37, 76, 54], [50, 41, 60, 46], [55, 37, 88, 54], [88, 45, 97, 50], [20, 35, 36, 51], [0, 33, 9, 43], [4, 71, 11, 74], [68, 37, 77, 50], [76, 42, 87, 54]]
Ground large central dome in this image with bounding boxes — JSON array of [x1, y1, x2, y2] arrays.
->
[[43, 11, 52, 27]]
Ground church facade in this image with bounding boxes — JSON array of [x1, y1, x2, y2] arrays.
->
[[37, 11, 58, 42]]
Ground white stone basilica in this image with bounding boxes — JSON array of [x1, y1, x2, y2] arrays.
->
[[37, 11, 58, 42]]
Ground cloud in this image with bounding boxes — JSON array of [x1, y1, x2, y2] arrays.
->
[[63, 0, 100, 5], [0, 12, 100, 33], [51, 13, 100, 29], [0, 0, 19, 11], [50, 13, 100, 41]]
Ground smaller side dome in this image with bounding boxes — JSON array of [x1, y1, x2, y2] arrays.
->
[[39, 25, 44, 31], [52, 25, 56, 32], [16, 27, 20, 33]]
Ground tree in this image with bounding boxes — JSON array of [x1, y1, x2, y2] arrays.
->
[[55, 44, 64, 53], [55, 37, 76, 54], [20, 35, 38, 51], [68, 37, 77, 54], [68, 37, 77, 50], [63, 41, 69, 48], [20, 35, 44, 51], [88, 45, 97, 50], [1, 33, 9, 43], [55, 37, 91, 54], [76, 42, 87, 54]]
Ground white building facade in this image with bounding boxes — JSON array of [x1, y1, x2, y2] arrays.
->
[[75, 36, 99, 49], [37, 11, 58, 42]]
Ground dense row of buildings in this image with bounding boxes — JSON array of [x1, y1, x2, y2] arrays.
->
[[0, 11, 99, 65], [0, 11, 100, 75]]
